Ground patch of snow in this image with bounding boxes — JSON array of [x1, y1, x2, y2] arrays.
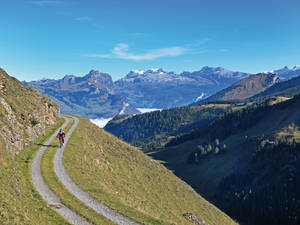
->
[[132, 70, 145, 75], [137, 108, 161, 113], [90, 118, 113, 128], [119, 103, 129, 115], [196, 92, 206, 101], [150, 68, 159, 72], [293, 65, 300, 70]]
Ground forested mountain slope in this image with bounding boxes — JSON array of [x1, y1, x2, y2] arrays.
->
[[105, 103, 233, 150], [151, 94, 300, 225]]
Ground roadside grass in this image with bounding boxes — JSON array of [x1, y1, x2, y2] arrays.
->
[[63, 117, 237, 225], [41, 116, 114, 225], [0, 118, 69, 225]]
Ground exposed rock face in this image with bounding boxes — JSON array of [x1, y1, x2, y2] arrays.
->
[[0, 67, 60, 155], [183, 213, 209, 225]]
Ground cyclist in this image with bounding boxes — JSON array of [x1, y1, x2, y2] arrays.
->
[[57, 128, 65, 148]]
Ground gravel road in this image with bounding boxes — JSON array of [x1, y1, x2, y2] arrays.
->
[[54, 116, 141, 225], [31, 117, 92, 225]]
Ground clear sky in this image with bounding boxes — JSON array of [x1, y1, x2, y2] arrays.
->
[[1, 0, 300, 81]]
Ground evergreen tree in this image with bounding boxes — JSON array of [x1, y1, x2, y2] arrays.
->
[[215, 146, 220, 154], [207, 144, 212, 153], [215, 138, 220, 146]]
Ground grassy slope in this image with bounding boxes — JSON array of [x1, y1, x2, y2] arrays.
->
[[0, 67, 59, 128], [0, 119, 69, 225], [63, 117, 237, 225], [41, 117, 114, 225]]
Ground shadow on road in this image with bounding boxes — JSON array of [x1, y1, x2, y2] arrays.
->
[[36, 143, 59, 148]]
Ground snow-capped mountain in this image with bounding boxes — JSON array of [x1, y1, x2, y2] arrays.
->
[[114, 66, 250, 108], [119, 68, 191, 84], [275, 66, 300, 80]]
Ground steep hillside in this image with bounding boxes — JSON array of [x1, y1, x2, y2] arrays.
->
[[252, 75, 300, 98], [0, 114, 67, 224], [200, 73, 280, 103], [0, 67, 65, 224], [152, 94, 300, 225], [63, 117, 237, 225], [0, 67, 60, 154], [105, 103, 232, 150]]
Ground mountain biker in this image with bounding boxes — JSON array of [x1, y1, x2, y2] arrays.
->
[[57, 128, 65, 147]]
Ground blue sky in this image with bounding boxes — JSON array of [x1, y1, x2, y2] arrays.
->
[[0, 0, 300, 81]]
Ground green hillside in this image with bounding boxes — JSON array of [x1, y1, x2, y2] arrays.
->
[[105, 103, 232, 150], [63, 117, 238, 225], [0, 67, 60, 154], [151, 94, 300, 225]]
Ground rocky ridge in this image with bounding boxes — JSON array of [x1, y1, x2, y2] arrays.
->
[[199, 72, 280, 103]]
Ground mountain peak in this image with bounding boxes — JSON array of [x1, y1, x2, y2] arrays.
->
[[131, 69, 145, 75], [144, 68, 165, 74], [87, 69, 101, 77], [200, 66, 223, 71], [293, 65, 300, 70], [126, 68, 167, 79], [275, 66, 300, 80]]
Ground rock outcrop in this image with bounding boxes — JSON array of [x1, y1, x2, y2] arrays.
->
[[0, 67, 60, 155]]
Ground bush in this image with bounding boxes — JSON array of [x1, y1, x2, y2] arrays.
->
[[30, 117, 39, 126], [215, 147, 220, 154]]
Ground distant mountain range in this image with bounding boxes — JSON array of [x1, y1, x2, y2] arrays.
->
[[24, 70, 139, 118], [24, 65, 300, 118], [115, 67, 249, 108], [24, 66, 250, 118], [274, 65, 300, 80]]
